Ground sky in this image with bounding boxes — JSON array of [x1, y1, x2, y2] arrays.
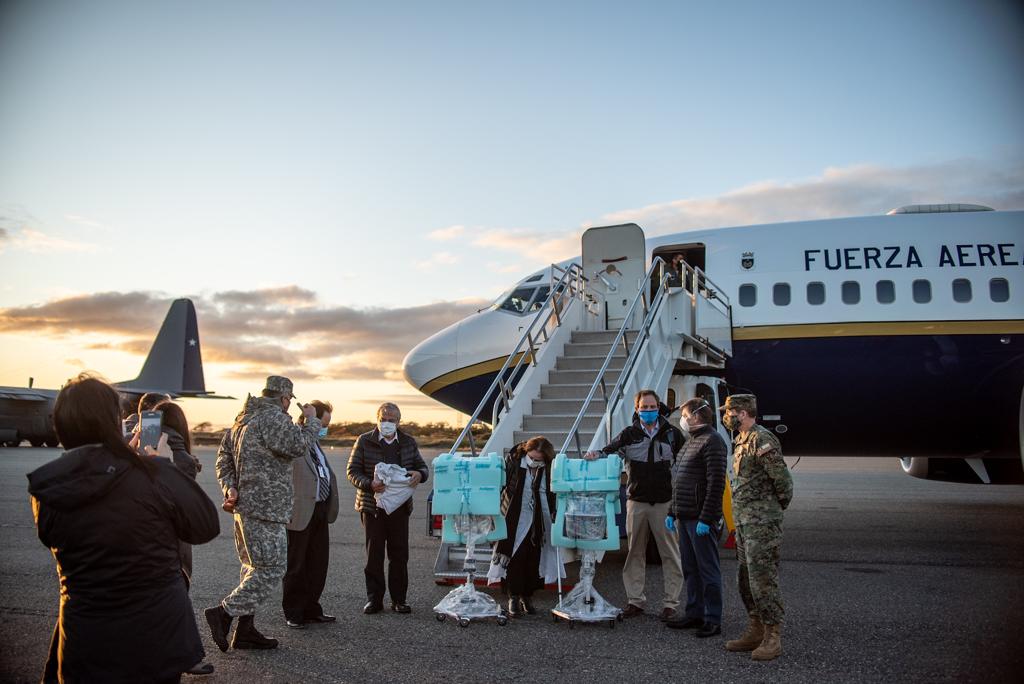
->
[[1, 0, 1022, 427]]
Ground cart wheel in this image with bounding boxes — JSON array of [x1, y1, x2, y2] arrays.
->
[[552, 614, 558, 623], [435, 613, 446, 622], [568, 620, 575, 630], [609, 619, 616, 629], [616, 613, 624, 622], [496, 616, 509, 626], [458, 617, 471, 628]]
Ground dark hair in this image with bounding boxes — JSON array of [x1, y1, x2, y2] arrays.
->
[[137, 392, 170, 413], [634, 389, 660, 408], [680, 398, 714, 424], [54, 373, 155, 475], [523, 436, 556, 464], [154, 400, 191, 453], [298, 399, 333, 425]]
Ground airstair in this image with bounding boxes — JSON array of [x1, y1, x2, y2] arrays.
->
[[432, 223, 733, 579]]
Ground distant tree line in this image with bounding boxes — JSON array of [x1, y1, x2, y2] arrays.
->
[[193, 420, 491, 448]]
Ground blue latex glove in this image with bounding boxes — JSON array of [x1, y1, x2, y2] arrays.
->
[[664, 516, 675, 531], [696, 521, 711, 536]]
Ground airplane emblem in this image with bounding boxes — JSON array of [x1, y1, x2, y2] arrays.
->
[[188, 339, 197, 346]]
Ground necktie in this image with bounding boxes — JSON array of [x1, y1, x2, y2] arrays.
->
[[316, 449, 331, 501]]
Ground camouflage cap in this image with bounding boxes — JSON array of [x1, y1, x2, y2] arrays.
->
[[263, 375, 295, 398], [719, 393, 757, 414]]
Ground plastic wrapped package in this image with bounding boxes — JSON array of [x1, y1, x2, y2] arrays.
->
[[373, 462, 413, 514], [564, 493, 608, 541], [433, 514, 507, 627]]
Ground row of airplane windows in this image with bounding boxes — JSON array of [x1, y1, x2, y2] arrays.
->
[[737, 277, 1012, 308]]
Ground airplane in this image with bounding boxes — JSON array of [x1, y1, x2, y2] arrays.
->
[[403, 204, 1024, 484], [0, 298, 230, 447]]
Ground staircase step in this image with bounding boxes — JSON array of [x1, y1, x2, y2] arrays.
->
[[570, 330, 639, 345], [522, 414, 601, 432], [555, 355, 627, 371], [538, 384, 607, 400], [562, 342, 630, 357], [548, 368, 622, 385], [531, 398, 607, 415], [513, 430, 599, 455]]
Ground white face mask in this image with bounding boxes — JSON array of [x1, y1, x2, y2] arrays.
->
[[679, 417, 691, 435], [378, 421, 397, 437], [527, 458, 544, 469]]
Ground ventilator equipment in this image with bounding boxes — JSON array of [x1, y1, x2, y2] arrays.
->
[[550, 452, 624, 628], [430, 452, 509, 627]]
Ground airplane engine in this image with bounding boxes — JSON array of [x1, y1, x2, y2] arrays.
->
[[900, 456, 1024, 484]]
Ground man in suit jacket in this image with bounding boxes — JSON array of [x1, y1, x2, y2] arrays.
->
[[346, 401, 428, 615], [282, 400, 340, 628]]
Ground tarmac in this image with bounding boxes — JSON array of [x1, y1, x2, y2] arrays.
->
[[1, 447, 1023, 683]]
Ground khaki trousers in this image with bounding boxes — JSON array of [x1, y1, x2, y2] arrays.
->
[[623, 500, 683, 609]]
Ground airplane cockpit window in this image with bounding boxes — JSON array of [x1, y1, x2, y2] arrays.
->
[[807, 282, 825, 305], [876, 280, 895, 304], [952, 278, 972, 303], [772, 283, 791, 306], [990, 278, 1009, 303], [497, 287, 538, 314], [913, 279, 932, 304], [841, 281, 860, 305], [738, 284, 756, 307], [525, 274, 543, 283], [528, 286, 551, 311]]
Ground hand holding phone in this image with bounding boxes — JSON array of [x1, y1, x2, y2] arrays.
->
[[138, 411, 163, 453]]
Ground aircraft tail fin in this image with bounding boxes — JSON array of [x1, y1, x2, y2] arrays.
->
[[117, 298, 208, 396]]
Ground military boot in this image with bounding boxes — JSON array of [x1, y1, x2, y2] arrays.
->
[[231, 615, 279, 649], [725, 615, 764, 652], [751, 623, 782, 661]]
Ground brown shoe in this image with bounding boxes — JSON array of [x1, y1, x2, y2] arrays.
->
[[751, 623, 782, 661], [658, 608, 677, 622], [725, 615, 765, 652], [622, 604, 644, 618]]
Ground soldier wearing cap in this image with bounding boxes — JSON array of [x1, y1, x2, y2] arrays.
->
[[206, 376, 320, 652], [720, 393, 793, 662]]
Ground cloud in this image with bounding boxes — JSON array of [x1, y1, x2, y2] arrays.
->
[[0, 288, 487, 385], [471, 227, 582, 263], [0, 228, 96, 254], [599, 157, 1024, 235], [0, 227, 7, 243], [63, 213, 114, 232], [428, 225, 466, 241], [415, 251, 460, 272]]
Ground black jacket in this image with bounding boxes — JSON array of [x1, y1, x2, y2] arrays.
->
[[347, 428, 429, 514], [600, 414, 684, 503], [670, 425, 728, 525], [495, 443, 557, 555], [164, 426, 201, 479], [28, 444, 220, 684]]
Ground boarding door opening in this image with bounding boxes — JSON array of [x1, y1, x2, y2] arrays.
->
[[582, 224, 646, 331], [652, 243, 706, 292]]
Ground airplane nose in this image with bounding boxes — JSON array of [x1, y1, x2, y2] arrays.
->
[[402, 321, 462, 392]]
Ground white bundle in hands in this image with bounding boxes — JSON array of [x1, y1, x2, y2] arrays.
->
[[373, 462, 414, 514]]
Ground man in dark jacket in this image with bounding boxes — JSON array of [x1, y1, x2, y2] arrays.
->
[[585, 389, 684, 620], [347, 401, 428, 615], [666, 398, 728, 637]]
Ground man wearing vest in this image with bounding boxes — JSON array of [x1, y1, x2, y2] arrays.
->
[[585, 389, 685, 621]]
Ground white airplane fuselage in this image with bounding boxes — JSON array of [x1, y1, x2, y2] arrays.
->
[[403, 209, 1024, 481]]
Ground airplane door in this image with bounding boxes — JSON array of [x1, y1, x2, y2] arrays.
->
[[582, 224, 646, 331]]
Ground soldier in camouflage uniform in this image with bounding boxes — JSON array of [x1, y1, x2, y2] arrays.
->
[[720, 394, 793, 662], [204, 376, 320, 652]]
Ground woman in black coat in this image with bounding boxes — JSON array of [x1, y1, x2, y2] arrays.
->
[[487, 436, 562, 618], [27, 374, 220, 684]]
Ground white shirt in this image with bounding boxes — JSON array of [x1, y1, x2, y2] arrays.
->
[[312, 442, 330, 502]]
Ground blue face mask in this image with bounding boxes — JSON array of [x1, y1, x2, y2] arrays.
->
[[638, 409, 659, 424], [318, 427, 328, 439]]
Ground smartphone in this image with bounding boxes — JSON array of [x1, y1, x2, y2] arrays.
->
[[121, 418, 133, 440], [138, 410, 163, 453]]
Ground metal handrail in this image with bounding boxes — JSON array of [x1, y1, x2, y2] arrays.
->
[[558, 257, 669, 455], [448, 262, 589, 456]]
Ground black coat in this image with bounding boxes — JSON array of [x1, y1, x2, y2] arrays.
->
[[28, 444, 220, 684], [494, 444, 557, 559], [346, 429, 429, 514], [670, 425, 728, 525]]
